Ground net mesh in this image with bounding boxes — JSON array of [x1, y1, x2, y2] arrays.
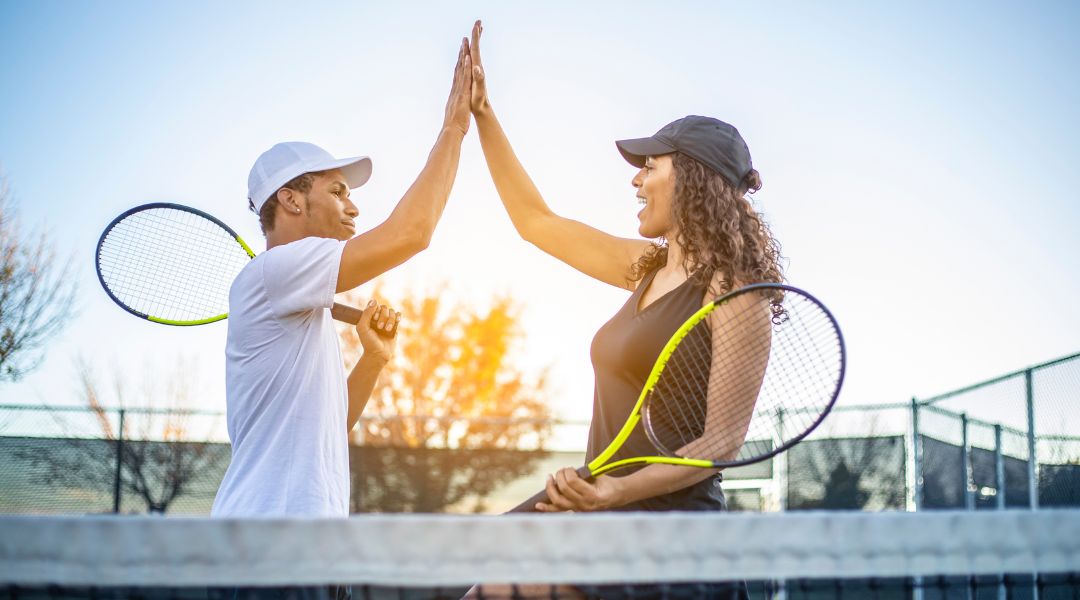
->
[[97, 206, 252, 323], [2, 511, 1077, 599]]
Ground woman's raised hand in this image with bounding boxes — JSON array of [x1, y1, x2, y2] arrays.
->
[[469, 20, 490, 116]]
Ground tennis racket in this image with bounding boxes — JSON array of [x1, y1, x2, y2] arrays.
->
[[95, 202, 396, 334], [509, 283, 845, 512]]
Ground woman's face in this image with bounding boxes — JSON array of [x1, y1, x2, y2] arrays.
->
[[632, 154, 676, 239]]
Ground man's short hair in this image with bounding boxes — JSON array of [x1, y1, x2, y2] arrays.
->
[[251, 172, 315, 235]]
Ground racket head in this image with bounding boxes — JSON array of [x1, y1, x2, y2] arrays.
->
[[642, 283, 845, 468], [95, 203, 255, 326]]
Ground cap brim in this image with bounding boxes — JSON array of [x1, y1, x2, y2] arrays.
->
[[615, 137, 677, 168], [249, 154, 374, 213], [316, 156, 373, 190]]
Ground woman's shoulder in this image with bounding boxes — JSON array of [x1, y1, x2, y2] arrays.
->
[[698, 272, 746, 306]]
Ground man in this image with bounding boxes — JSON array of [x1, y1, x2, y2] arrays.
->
[[211, 39, 473, 519]]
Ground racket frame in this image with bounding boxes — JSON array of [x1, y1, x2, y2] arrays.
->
[[508, 283, 845, 511], [97, 203, 388, 332], [638, 283, 846, 471], [95, 203, 257, 326]]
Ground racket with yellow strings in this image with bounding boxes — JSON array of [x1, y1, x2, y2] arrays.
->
[[95, 202, 395, 334], [508, 283, 845, 512]]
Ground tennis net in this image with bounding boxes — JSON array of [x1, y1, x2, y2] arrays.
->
[[2, 510, 1078, 599]]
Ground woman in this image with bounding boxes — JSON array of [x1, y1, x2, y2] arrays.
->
[[468, 22, 784, 515]]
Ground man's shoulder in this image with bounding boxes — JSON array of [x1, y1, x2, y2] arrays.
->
[[267, 236, 344, 255], [261, 237, 345, 272], [231, 252, 266, 291]]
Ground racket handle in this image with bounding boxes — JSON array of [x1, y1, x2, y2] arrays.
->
[[506, 488, 550, 513], [331, 302, 398, 337], [331, 302, 363, 324], [505, 465, 594, 513]]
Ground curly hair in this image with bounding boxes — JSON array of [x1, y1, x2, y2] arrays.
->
[[630, 152, 784, 297]]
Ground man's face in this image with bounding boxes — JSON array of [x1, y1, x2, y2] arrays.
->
[[302, 169, 359, 241]]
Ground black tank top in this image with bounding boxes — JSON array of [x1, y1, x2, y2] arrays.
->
[[588, 268, 727, 512]]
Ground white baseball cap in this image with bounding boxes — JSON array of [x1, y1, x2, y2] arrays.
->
[[247, 141, 372, 213]]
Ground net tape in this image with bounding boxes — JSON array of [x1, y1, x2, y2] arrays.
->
[[2, 511, 1077, 587]]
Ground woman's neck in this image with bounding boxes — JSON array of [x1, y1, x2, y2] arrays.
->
[[662, 240, 690, 278]]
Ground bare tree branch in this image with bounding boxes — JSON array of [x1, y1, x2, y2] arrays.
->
[[0, 172, 78, 382]]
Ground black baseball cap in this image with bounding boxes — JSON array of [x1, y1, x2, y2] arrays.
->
[[615, 115, 753, 189]]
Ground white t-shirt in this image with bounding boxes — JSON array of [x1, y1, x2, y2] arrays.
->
[[212, 237, 350, 518]]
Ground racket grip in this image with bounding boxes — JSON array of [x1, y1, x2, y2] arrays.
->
[[505, 465, 594, 513], [507, 488, 550, 513], [331, 302, 398, 337], [331, 302, 363, 324]]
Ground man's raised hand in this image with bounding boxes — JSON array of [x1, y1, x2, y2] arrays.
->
[[443, 37, 473, 136]]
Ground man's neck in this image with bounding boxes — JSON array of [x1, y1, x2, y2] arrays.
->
[[265, 227, 307, 251]]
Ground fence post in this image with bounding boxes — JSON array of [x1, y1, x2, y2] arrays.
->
[[994, 423, 1007, 600], [776, 407, 786, 512], [113, 408, 125, 514], [994, 424, 1005, 510], [911, 398, 922, 512], [912, 400, 924, 600], [963, 433, 977, 600], [1025, 369, 1038, 510], [962, 413, 974, 510], [1025, 369, 1040, 600]]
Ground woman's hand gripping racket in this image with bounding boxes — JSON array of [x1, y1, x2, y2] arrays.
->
[[95, 203, 397, 335], [509, 283, 845, 512]]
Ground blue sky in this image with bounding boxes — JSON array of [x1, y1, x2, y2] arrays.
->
[[1, 1, 1078, 435]]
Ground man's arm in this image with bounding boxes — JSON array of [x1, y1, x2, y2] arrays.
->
[[348, 354, 388, 432], [346, 301, 400, 431], [336, 39, 473, 293]]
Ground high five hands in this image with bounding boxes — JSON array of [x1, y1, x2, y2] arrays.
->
[[446, 20, 489, 129], [468, 20, 490, 116], [444, 34, 473, 136]]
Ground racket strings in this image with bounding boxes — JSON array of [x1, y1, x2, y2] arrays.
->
[[645, 289, 843, 464], [103, 211, 238, 318], [655, 327, 711, 439], [732, 295, 841, 453], [98, 208, 252, 322], [649, 311, 774, 458], [106, 216, 224, 308], [757, 312, 844, 419]]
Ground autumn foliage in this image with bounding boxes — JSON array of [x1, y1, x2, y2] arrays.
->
[[337, 287, 553, 512]]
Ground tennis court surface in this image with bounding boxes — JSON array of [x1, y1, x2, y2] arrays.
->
[[2, 510, 1078, 599]]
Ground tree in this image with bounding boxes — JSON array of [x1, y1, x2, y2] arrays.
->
[[0, 172, 78, 382], [338, 287, 553, 512], [15, 358, 228, 513]]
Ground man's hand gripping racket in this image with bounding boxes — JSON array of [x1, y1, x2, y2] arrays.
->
[[95, 203, 397, 336], [509, 283, 845, 512]]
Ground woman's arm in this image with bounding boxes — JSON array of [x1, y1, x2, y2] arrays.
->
[[534, 463, 718, 512], [535, 285, 772, 511], [469, 21, 649, 290]]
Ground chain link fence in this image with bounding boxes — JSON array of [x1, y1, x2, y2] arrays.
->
[[0, 404, 228, 514], [1, 352, 1077, 515], [914, 351, 1080, 510]]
